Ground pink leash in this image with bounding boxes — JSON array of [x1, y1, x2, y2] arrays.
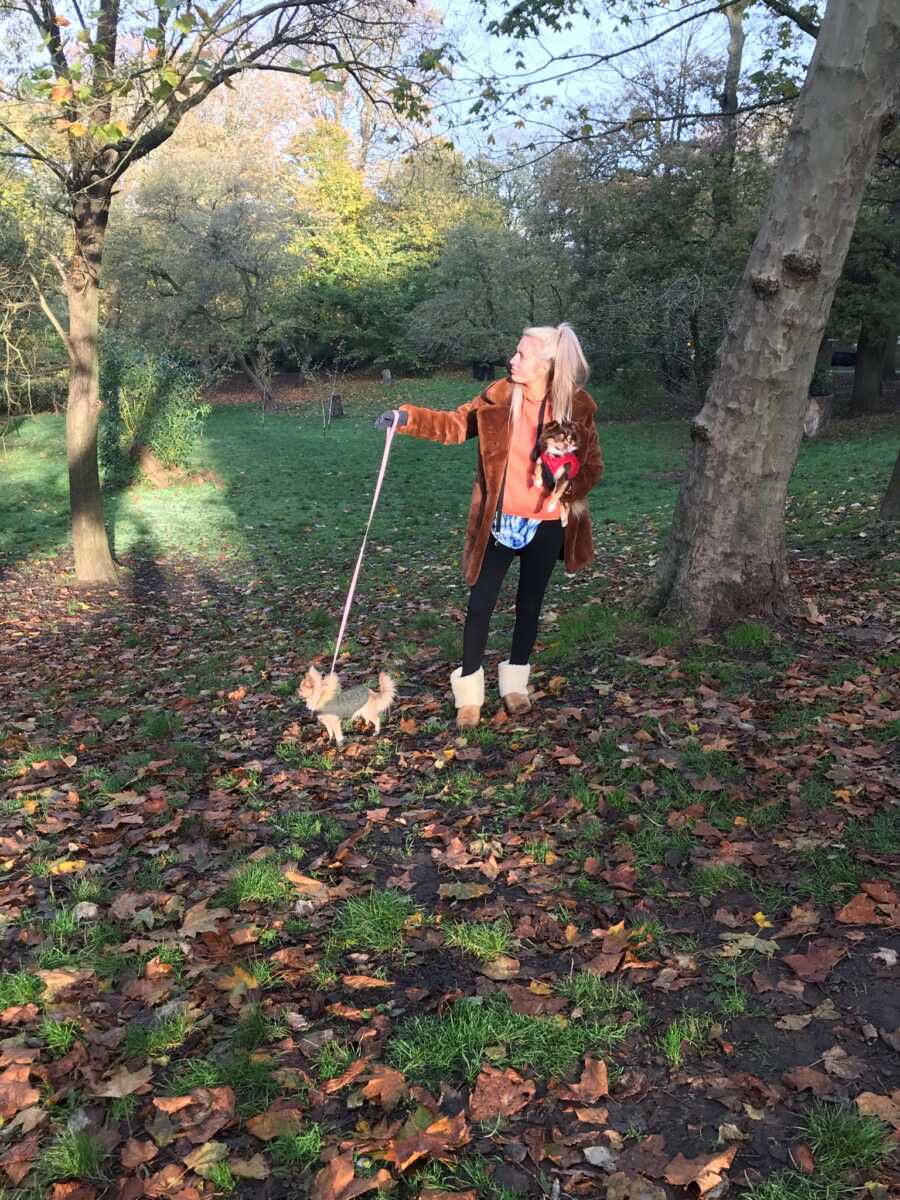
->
[[329, 409, 401, 675]]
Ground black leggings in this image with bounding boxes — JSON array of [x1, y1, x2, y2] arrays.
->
[[461, 520, 564, 675]]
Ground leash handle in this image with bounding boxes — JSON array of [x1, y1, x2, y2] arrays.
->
[[329, 409, 401, 675]]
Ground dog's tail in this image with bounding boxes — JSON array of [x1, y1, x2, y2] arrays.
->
[[375, 671, 396, 713]]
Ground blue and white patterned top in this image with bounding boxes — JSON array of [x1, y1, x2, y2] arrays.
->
[[492, 512, 541, 550]]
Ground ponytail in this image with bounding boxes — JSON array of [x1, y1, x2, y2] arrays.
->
[[520, 321, 589, 423]]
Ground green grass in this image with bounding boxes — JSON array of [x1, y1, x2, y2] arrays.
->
[[659, 1011, 715, 1068], [222, 860, 295, 908], [165, 1055, 281, 1119], [326, 889, 416, 957], [443, 919, 516, 962], [40, 1130, 108, 1185], [386, 993, 636, 1085], [555, 973, 646, 1023], [688, 864, 748, 898], [41, 1018, 81, 1058], [270, 1124, 323, 1171], [121, 1011, 193, 1058], [743, 1101, 891, 1200], [3, 400, 897, 575], [724, 621, 773, 652], [0, 970, 44, 1009], [271, 810, 344, 849]]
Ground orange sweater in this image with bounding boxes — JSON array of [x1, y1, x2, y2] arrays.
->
[[501, 393, 558, 520]]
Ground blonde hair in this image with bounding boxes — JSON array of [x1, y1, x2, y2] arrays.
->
[[510, 321, 589, 424]]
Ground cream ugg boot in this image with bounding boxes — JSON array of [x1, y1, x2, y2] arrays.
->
[[499, 660, 531, 716], [451, 666, 484, 729]]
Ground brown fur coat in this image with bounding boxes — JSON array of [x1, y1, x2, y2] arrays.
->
[[398, 379, 604, 585]]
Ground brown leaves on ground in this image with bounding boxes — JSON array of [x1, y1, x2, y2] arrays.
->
[[468, 1065, 536, 1121], [152, 1087, 235, 1143], [1, 547, 898, 1200], [381, 1111, 471, 1172], [0, 1053, 40, 1119], [783, 938, 847, 983], [663, 1145, 737, 1195], [361, 1064, 408, 1112], [558, 1057, 609, 1105]]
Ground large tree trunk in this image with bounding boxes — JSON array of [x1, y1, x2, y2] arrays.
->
[[652, 0, 900, 628], [67, 187, 117, 584], [851, 320, 889, 413], [881, 446, 900, 521]]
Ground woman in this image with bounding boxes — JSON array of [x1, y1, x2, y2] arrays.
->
[[375, 323, 603, 728]]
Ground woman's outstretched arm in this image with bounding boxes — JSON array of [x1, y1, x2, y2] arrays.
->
[[395, 393, 483, 445]]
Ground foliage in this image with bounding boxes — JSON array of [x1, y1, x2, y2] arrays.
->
[[98, 335, 211, 484]]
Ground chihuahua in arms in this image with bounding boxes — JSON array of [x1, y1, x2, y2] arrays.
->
[[299, 667, 396, 746]]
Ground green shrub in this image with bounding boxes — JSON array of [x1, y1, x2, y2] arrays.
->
[[99, 334, 210, 483]]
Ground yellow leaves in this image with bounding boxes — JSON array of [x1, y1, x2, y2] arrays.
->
[[752, 911, 773, 928], [48, 858, 86, 875], [50, 81, 74, 104]]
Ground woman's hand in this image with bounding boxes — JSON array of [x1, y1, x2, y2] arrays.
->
[[373, 410, 408, 430]]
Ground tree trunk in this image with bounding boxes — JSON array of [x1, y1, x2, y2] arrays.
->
[[851, 320, 889, 413], [880, 445, 900, 521], [882, 328, 898, 380], [243, 351, 274, 411], [652, 0, 900, 628], [712, 2, 749, 229], [67, 189, 117, 585]]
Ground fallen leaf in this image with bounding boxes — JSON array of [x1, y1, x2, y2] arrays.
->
[[323, 1056, 371, 1095], [783, 939, 846, 983], [560, 1058, 609, 1104], [438, 882, 492, 901], [342, 975, 393, 991], [361, 1065, 407, 1112], [231, 1153, 271, 1179], [605, 1172, 667, 1200], [791, 1143, 815, 1175], [782, 1067, 835, 1095], [35, 967, 93, 1001], [246, 1106, 303, 1140], [822, 1045, 865, 1081], [182, 1140, 228, 1178], [121, 1138, 159, 1170], [0, 1064, 40, 1118], [855, 1090, 900, 1130], [478, 955, 520, 980], [468, 1065, 535, 1121], [93, 1064, 153, 1098], [312, 1151, 393, 1200], [664, 1145, 737, 1195], [179, 900, 229, 938], [0, 1130, 40, 1184], [420, 1192, 477, 1200]]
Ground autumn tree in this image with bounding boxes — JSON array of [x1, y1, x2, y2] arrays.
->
[[651, 0, 900, 624], [0, 0, 443, 582]]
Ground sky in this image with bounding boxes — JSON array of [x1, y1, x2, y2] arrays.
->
[[436, 1, 795, 160]]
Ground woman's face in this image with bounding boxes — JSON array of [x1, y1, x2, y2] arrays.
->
[[508, 336, 550, 387]]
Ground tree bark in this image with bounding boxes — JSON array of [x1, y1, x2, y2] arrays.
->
[[851, 320, 889, 413], [882, 327, 898, 380], [652, 0, 900, 629], [66, 183, 117, 584], [880, 446, 900, 520], [712, 2, 749, 229]]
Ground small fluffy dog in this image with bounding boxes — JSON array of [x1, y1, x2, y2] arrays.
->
[[299, 667, 396, 746], [533, 419, 582, 525]]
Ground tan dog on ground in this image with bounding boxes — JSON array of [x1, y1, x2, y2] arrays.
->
[[298, 667, 396, 746]]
